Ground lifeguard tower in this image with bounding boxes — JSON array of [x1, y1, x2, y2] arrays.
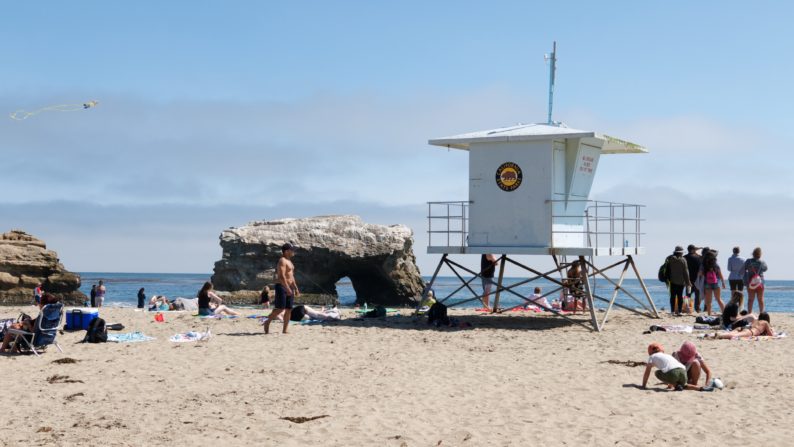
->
[[423, 43, 658, 331]]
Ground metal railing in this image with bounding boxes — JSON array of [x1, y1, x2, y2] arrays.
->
[[427, 201, 470, 248], [548, 199, 644, 250], [426, 199, 644, 251]]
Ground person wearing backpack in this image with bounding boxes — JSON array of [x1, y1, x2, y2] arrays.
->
[[744, 247, 768, 314], [684, 245, 703, 312], [698, 249, 726, 316], [667, 246, 691, 316]]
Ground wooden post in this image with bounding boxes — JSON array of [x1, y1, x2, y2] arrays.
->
[[628, 255, 659, 318], [423, 254, 447, 299], [492, 255, 507, 313], [579, 255, 600, 331]]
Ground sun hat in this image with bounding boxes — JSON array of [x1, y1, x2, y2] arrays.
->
[[676, 341, 698, 365], [647, 342, 664, 355], [673, 246, 684, 254]]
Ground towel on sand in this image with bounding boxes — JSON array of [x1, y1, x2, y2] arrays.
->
[[107, 332, 155, 343], [169, 329, 211, 342]]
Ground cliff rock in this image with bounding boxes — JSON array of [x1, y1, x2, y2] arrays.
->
[[0, 230, 86, 305]]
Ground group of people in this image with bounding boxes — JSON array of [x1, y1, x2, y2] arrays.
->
[[664, 245, 768, 316]]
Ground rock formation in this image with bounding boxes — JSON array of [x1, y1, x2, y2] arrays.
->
[[212, 215, 425, 306], [0, 230, 86, 305]]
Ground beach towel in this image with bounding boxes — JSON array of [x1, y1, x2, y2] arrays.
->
[[354, 308, 398, 314], [107, 332, 155, 343], [247, 314, 269, 319], [196, 314, 238, 319], [300, 319, 330, 325], [169, 329, 212, 342]]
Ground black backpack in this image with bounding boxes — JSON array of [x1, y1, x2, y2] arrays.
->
[[427, 302, 449, 326], [84, 318, 108, 343], [657, 256, 672, 283]]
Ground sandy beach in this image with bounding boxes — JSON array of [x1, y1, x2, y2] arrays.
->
[[1, 306, 793, 447]]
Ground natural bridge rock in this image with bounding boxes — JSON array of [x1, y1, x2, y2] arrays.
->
[[211, 216, 425, 306], [0, 230, 86, 305]]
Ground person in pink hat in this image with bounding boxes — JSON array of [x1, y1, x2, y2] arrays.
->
[[672, 341, 713, 387]]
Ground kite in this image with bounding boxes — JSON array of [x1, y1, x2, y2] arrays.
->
[[9, 100, 99, 120]]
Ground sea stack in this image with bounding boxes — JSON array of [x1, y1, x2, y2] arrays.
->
[[0, 230, 86, 305], [211, 215, 425, 306]]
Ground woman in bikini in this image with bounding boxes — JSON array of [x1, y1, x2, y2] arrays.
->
[[710, 312, 775, 339]]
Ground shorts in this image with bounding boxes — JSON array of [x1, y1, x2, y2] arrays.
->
[[274, 284, 294, 309], [198, 307, 213, 316], [481, 277, 495, 292], [655, 368, 687, 386], [729, 280, 744, 291], [704, 283, 719, 290]]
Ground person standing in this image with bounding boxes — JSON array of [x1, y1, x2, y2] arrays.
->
[[96, 280, 106, 308], [480, 254, 497, 310], [264, 243, 300, 334], [137, 288, 146, 309], [699, 250, 726, 315], [727, 247, 745, 294], [33, 283, 43, 305], [90, 284, 97, 308], [684, 245, 702, 312], [744, 247, 768, 314], [667, 246, 691, 316]]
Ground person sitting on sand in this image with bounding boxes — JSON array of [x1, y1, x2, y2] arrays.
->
[[0, 293, 61, 352], [641, 343, 713, 391], [671, 341, 713, 387], [149, 295, 171, 311], [707, 312, 775, 339], [525, 286, 551, 310], [289, 305, 341, 322], [721, 291, 755, 330], [197, 282, 240, 317], [260, 285, 272, 309]]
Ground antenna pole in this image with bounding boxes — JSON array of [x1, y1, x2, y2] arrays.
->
[[547, 41, 557, 125]]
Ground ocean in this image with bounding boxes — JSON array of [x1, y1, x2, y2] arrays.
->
[[77, 272, 792, 313]]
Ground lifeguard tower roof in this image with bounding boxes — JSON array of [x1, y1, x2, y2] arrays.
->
[[429, 122, 647, 154]]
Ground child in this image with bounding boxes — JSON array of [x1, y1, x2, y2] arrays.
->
[[671, 341, 713, 386], [641, 343, 713, 391], [260, 285, 272, 309]]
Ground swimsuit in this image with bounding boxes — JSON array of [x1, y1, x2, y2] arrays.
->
[[274, 284, 294, 309]]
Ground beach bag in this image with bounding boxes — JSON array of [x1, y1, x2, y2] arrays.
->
[[657, 257, 671, 283], [748, 268, 764, 290], [84, 317, 107, 343], [705, 270, 718, 285]]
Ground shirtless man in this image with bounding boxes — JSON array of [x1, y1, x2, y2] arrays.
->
[[264, 243, 300, 334]]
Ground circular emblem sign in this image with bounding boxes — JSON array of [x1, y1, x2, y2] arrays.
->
[[495, 162, 523, 191]]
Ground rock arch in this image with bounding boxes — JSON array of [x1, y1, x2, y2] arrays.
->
[[211, 216, 425, 306]]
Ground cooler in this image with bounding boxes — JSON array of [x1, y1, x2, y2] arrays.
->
[[65, 308, 98, 330]]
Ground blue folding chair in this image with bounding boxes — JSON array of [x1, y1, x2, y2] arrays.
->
[[7, 303, 65, 356]]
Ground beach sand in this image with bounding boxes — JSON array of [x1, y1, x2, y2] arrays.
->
[[1, 306, 793, 446]]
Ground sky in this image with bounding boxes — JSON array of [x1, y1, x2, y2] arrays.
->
[[2, 1, 793, 279]]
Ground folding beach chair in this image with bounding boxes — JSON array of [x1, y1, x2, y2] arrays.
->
[[7, 303, 65, 356]]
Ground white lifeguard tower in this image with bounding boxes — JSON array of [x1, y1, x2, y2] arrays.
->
[[423, 43, 658, 331]]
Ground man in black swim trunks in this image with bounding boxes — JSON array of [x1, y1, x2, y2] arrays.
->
[[264, 243, 300, 334]]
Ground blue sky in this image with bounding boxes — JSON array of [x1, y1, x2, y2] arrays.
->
[[2, 1, 792, 277]]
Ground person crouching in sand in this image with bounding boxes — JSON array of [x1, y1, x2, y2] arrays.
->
[[672, 341, 713, 387], [264, 243, 300, 334], [642, 343, 713, 391]]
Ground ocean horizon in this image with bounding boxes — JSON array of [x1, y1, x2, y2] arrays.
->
[[71, 272, 793, 313]]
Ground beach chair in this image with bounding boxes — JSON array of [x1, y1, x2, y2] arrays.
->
[[7, 303, 65, 356]]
